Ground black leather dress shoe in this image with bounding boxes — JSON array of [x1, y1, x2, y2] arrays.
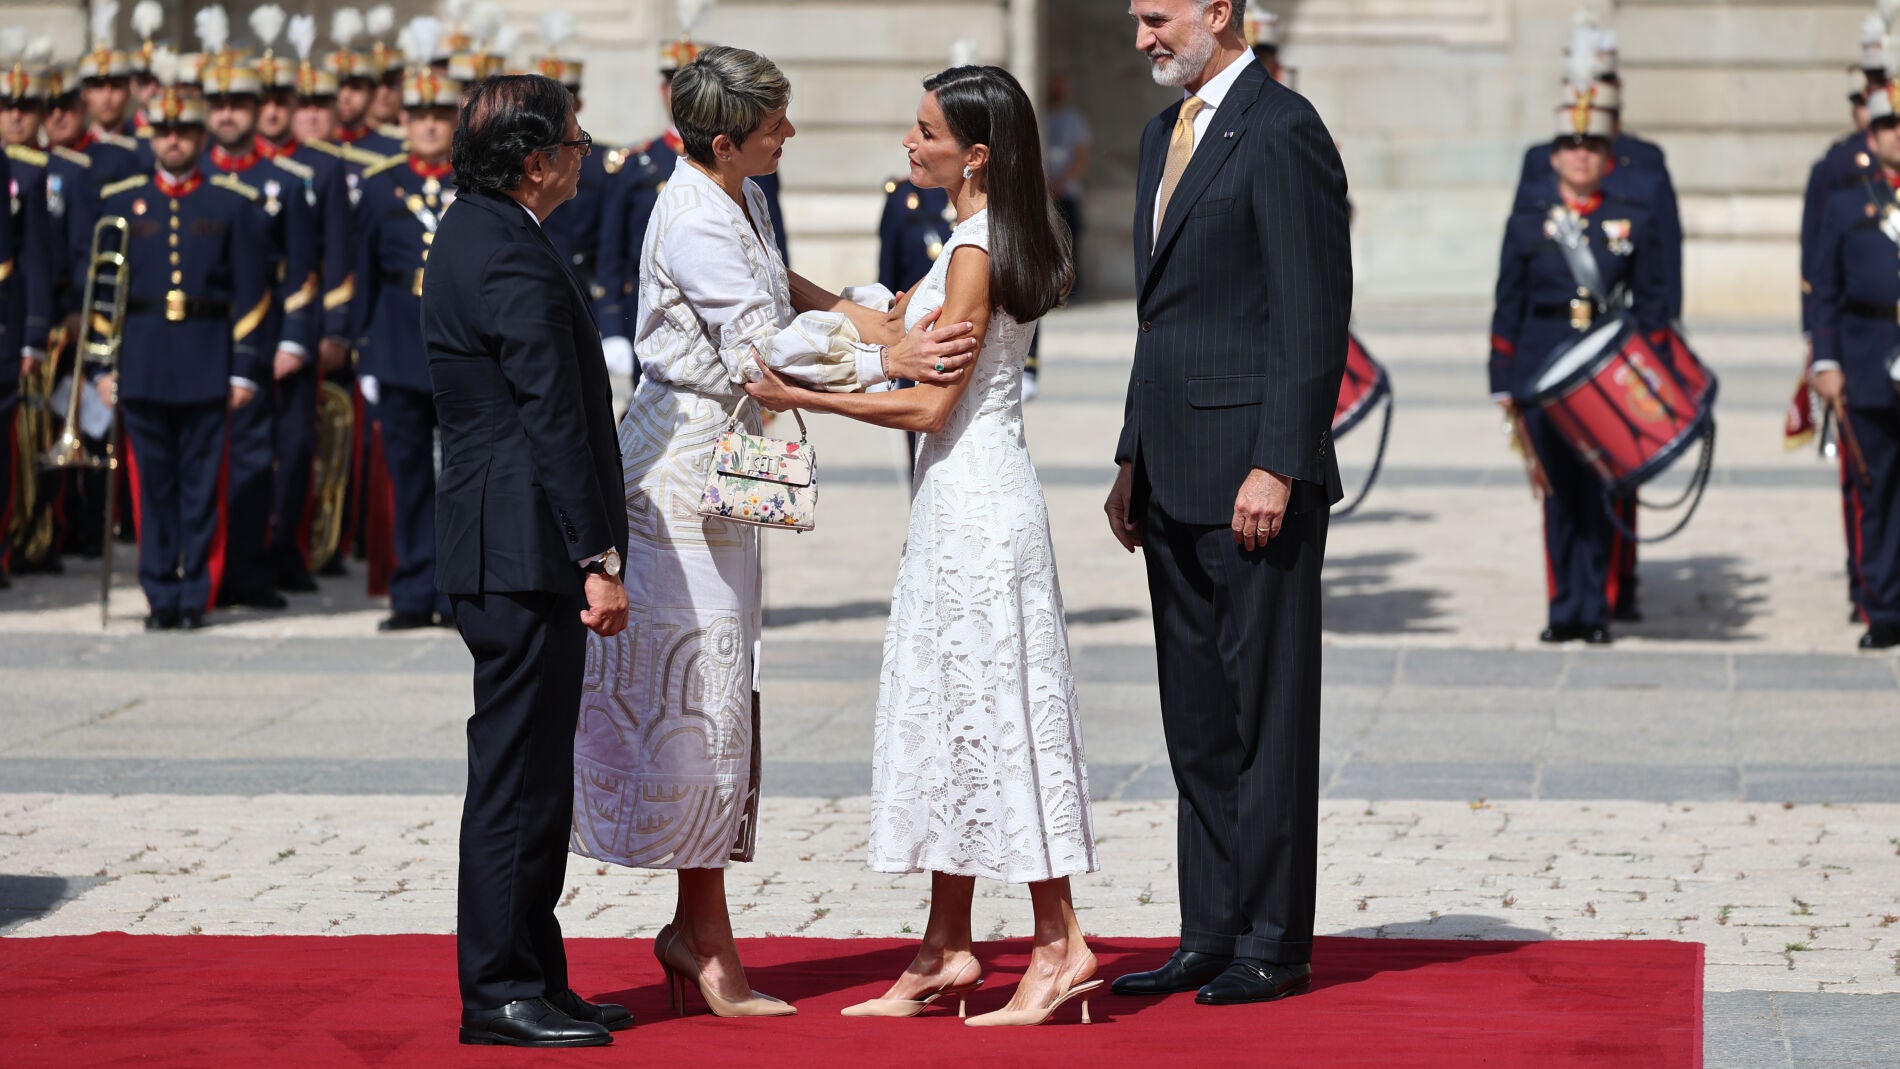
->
[[1612, 603, 1643, 623], [547, 989, 634, 1032], [1111, 949, 1232, 996], [144, 612, 179, 631], [378, 611, 436, 632], [1859, 623, 1900, 650], [1582, 626, 1613, 645], [459, 998, 611, 1047], [179, 610, 208, 631], [1195, 959, 1312, 1006], [1538, 624, 1579, 644]]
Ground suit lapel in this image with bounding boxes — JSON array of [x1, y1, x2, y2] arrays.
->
[[1143, 64, 1268, 299], [1134, 109, 1171, 286]]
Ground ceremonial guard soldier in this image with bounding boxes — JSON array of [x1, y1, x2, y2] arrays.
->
[[364, 5, 406, 140], [74, 12, 141, 188], [2, 46, 54, 585], [127, 2, 165, 141], [1809, 80, 1900, 651], [1805, 14, 1890, 341], [327, 9, 403, 167], [95, 62, 269, 629], [197, 20, 319, 611], [535, 13, 609, 310], [1490, 84, 1668, 646], [596, 29, 788, 366], [1511, 17, 1679, 621], [256, 8, 355, 592], [350, 54, 458, 630]]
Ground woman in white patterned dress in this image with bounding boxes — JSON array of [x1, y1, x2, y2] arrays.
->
[[570, 47, 979, 1018], [745, 66, 1098, 1028]]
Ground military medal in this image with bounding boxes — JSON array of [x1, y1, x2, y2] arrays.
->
[[132, 198, 147, 216], [422, 177, 440, 197], [406, 193, 425, 214]]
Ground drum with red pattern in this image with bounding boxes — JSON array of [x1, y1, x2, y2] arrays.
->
[[1529, 316, 1717, 494], [1334, 333, 1389, 436]]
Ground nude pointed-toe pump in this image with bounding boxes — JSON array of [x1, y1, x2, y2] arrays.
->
[[840, 957, 985, 1018], [653, 926, 797, 1018], [964, 958, 1102, 1027]]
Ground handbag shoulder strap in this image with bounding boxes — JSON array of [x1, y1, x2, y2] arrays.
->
[[724, 392, 808, 444]]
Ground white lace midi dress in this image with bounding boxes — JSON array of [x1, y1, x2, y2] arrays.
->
[[867, 210, 1099, 883]]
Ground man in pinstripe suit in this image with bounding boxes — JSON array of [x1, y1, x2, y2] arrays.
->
[[1106, 0, 1352, 1006]]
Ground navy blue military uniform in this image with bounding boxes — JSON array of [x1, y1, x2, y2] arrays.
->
[[1490, 192, 1668, 633], [74, 129, 141, 190], [98, 170, 269, 623], [543, 144, 612, 307], [352, 154, 454, 621], [1810, 178, 1900, 636], [205, 143, 320, 605], [594, 134, 787, 343], [4, 145, 55, 573], [876, 178, 952, 294], [264, 136, 355, 587], [1802, 132, 1880, 335]]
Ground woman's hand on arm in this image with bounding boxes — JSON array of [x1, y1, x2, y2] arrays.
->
[[884, 306, 979, 383]]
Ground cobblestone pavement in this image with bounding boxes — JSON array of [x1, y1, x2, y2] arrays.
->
[[2, 301, 1896, 1067]]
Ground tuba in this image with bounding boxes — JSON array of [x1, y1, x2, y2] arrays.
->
[[307, 379, 357, 567], [39, 216, 131, 629]]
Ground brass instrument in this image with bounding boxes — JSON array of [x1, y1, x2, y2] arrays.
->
[[39, 216, 131, 629], [5, 324, 65, 567], [307, 379, 357, 567]]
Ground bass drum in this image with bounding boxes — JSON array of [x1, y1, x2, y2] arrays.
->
[[1332, 332, 1393, 517]]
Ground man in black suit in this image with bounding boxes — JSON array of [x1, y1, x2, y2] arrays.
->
[[1105, 0, 1352, 1007], [423, 73, 632, 1048]]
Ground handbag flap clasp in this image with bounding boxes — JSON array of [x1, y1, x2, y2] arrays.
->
[[713, 431, 813, 487]]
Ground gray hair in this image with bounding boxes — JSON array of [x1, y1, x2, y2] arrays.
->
[[670, 45, 791, 166]]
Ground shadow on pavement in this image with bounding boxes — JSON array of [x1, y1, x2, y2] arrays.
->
[[1623, 554, 1767, 643], [1322, 551, 1453, 635]]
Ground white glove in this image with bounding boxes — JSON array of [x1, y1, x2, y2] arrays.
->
[[601, 336, 635, 379], [360, 374, 380, 406]]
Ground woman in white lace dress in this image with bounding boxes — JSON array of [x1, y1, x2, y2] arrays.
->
[[745, 66, 1098, 1028], [570, 46, 979, 1019]]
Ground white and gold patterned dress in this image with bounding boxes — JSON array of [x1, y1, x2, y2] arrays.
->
[[571, 162, 882, 869]]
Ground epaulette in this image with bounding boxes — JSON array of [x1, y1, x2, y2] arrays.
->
[[362, 155, 407, 180], [98, 174, 149, 199], [4, 144, 48, 168], [342, 144, 395, 169], [377, 123, 404, 140], [273, 156, 315, 181], [301, 139, 344, 158], [211, 173, 261, 201], [51, 146, 93, 168], [94, 132, 138, 151]]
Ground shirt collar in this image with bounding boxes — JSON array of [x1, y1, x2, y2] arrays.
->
[[517, 198, 544, 228], [1186, 50, 1255, 112]]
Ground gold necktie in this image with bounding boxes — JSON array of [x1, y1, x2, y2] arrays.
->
[[1153, 95, 1206, 244]]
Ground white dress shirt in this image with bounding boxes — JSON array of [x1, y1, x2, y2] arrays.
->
[[1152, 50, 1258, 239]]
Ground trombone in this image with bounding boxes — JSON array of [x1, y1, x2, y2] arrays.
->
[[39, 216, 131, 630]]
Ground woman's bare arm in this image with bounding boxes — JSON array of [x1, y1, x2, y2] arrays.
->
[[787, 270, 914, 346], [751, 248, 993, 434]]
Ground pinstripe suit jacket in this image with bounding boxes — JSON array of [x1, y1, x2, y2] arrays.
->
[[1115, 61, 1353, 526]]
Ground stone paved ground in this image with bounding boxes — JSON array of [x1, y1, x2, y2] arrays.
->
[[2, 301, 1896, 1067]]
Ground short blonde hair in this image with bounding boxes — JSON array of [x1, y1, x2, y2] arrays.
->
[[670, 45, 790, 165]]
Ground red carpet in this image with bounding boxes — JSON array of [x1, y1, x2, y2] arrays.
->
[[1, 935, 1700, 1068]]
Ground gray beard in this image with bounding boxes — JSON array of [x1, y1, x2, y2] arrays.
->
[[1148, 27, 1218, 89]]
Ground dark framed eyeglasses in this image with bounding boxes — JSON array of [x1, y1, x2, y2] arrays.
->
[[551, 129, 592, 156]]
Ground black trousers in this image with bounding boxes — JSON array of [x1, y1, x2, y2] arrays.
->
[[452, 588, 587, 1011], [373, 385, 446, 616], [121, 399, 226, 615], [270, 362, 319, 584], [1141, 494, 1327, 964]]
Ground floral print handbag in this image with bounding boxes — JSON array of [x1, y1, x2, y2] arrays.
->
[[697, 397, 817, 532]]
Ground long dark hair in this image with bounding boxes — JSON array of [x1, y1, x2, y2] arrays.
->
[[922, 65, 1072, 322]]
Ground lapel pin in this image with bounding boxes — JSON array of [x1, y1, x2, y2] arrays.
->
[[1223, 130, 1235, 138]]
